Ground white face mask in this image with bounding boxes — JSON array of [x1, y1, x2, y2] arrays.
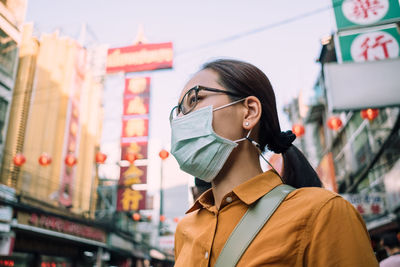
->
[[170, 100, 250, 182]]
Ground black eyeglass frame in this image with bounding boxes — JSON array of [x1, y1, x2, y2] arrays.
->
[[169, 85, 243, 120]]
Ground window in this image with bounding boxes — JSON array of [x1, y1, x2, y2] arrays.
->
[[0, 97, 8, 144]]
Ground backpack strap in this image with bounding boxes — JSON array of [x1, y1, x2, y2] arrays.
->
[[214, 184, 295, 267]]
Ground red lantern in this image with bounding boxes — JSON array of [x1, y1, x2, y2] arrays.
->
[[160, 215, 166, 222], [292, 124, 305, 137], [38, 153, 52, 166], [173, 217, 179, 223], [360, 109, 379, 121], [147, 215, 152, 221], [13, 153, 26, 166], [327, 116, 343, 131], [95, 152, 107, 164], [65, 153, 77, 167], [125, 152, 137, 164], [159, 149, 169, 160], [132, 213, 141, 221]]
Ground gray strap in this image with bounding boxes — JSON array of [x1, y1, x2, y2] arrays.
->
[[214, 184, 295, 267]]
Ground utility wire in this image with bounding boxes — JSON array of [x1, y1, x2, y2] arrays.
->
[[175, 2, 339, 57]]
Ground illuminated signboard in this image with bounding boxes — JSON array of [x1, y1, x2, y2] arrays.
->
[[106, 42, 173, 73]]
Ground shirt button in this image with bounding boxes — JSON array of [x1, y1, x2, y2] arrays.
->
[[226, 196, 233, 203], [204, 251, 209, 259]]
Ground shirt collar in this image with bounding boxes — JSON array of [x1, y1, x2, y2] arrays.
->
[[186, 170, 283, 213]]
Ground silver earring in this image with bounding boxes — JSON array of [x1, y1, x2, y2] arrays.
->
[[245, 122, 249, 126]]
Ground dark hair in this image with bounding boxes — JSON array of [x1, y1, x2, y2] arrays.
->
[[202, 59, 322, 188], [382, 232, 400, 249]]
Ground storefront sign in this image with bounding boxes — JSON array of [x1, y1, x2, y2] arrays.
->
[[337, 24, 400, 62], [17, 212, 106, 242], [383, 159, 400, 211], [332, 0, 400, 31], [106, 42, 173, 73], [342, 192, 386, 216]]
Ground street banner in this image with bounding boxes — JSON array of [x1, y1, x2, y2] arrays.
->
[[337, 24, 400, 62], [316, 153, 338, 193], [106, 42, 173, 73], [59, 45, 86, 207], [116, 188, 147, 211], [332, 0, 400, 31], [117, 76, 151, 212]]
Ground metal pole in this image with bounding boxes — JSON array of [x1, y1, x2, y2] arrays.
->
[[96, 247, 103, 267], [158, 160, 164, 235]]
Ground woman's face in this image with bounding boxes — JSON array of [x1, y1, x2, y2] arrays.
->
[[178, 69, 246, 141]]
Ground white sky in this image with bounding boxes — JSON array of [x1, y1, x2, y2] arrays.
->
[[25, 0, 336, 214], [26, 0, 336, 144]]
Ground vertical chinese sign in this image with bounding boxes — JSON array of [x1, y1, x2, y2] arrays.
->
[[117, 77, 150, 211], [59, 45, 86, 207], [105, 42, 173, 212]]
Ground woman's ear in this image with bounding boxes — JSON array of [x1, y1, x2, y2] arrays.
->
[[242, 96, 262, 130]]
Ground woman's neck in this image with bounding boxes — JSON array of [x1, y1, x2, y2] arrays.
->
[[211, 144, 263, 210]]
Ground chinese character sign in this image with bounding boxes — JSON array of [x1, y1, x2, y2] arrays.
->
[[117, 188, 147, 211], [338, 26, 400, 61], [342, 193, 386, 216], [122, 117, 149, 138], [125, 77, 150, 95], [117, 77, 151, 211], [333, 0, 400, 31]]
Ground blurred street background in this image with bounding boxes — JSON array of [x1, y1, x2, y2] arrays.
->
[[0, 0, 399, 266]]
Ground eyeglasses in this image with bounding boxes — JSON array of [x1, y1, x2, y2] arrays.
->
[[169, 85, 243, 121]]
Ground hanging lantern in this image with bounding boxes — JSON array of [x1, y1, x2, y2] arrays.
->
[[95, 152, 107, 164], [132, 213, 141, 221], [65, 153, 77, 167], [360, 109, 379, 121], [13, 153, 26, 167], [159, 149, 169, 160], [147, 215, 152, 222], [125, 152, 137, 164], [160, 215, 166, 222], [292, 124, 305, 137], [327, 116, 343, 131], [38, 153, 52, 166], [173, 217, 179, 223]]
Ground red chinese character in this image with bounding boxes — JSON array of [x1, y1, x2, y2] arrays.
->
[[359, 35, 393, 60], [371, 204, 381, 214], [356, 204, 365, 214], [351, 0, 384, 19]]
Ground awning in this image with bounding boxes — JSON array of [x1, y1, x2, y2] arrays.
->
[[11, 221, 107, 248]]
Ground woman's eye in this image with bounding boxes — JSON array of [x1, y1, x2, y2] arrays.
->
[[188, 96, 197, 104]]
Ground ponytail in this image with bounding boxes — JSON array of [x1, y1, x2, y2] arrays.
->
[[281, 145, 322, 188], [268, 131, 322, 188]]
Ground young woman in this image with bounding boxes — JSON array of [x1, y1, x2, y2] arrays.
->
[[169, 59, 378, 266]]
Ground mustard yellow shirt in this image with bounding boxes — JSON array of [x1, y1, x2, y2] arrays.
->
[[174, 171, 378, 266]]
